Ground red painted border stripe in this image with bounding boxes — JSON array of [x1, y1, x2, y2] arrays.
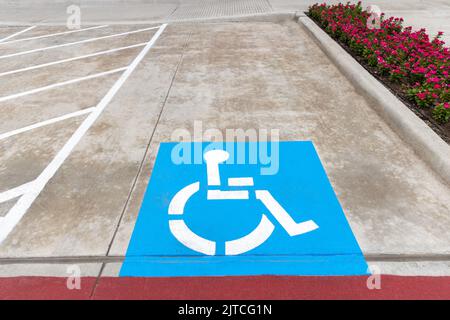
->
[[0, 276, 449, 300], [0, 277, 96, 300]]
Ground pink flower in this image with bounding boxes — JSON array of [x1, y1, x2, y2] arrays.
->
[[417, 92, 427, 100], [427, 77, 441, 84], [415, 67, 427, 74], [308, 2, 450, 122]]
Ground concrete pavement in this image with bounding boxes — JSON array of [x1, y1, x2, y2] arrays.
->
[[0, 1, 449, 297], [1, 0, 449, 45], [0, 18, 449, 274]]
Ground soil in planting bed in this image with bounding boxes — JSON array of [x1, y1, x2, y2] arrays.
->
[[307, 13, 450, 145]]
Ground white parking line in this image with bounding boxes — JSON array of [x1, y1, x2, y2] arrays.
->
[[0, 25, 108, 46], [0, 67, 126, 103], [0, 42, 147, 78], [0, 26, 36, 43], [0, 23, 168, 244], [0, 107, 95, 141], [0, 25, 162, 60], [0, 181, 35, 204]]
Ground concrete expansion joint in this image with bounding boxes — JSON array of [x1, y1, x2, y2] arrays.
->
[[0, 256, 125, 265], [1, 254, 450, 265]]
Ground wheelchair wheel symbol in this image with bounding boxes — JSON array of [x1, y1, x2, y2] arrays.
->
[[168, 149, 319, 256]]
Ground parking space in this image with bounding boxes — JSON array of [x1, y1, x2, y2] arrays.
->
[[108, 21, 450, 268], [0, 19, 448, 278]]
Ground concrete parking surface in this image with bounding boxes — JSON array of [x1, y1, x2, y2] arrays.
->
[[0, 16, 449, 277], [0, 0, 449, 289], [1, 0, 449, 45]]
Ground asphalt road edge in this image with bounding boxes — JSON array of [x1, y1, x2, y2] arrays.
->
[[298, 15, 450, 187]]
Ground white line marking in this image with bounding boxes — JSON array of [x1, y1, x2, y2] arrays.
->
[[0, 25, 161, 60], [0, 181, 35, 204], [0, 25, 107, 46], [169, 220, 216, 255], [0, 67, 126, 103], [168, 182, 199, 215], [225, 214, 274, 255], [207, 190, 249, 200], [0, 24, 167, 244], [0, 42, 146, 78], [255, 190, 319, 236], [0, 26, 36, 43], [228, 177, 254, 187], [0, 107, 95, 141]]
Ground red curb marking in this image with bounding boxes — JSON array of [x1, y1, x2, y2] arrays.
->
[[0, 277, 96, 300], [1, 276, 449, 300], [93, 276, 450, 300]]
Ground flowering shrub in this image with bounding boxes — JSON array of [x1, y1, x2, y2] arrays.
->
[[308, 2, 450, 124]]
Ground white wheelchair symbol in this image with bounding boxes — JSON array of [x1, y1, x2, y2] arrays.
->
[[168, 149, 319, 256]]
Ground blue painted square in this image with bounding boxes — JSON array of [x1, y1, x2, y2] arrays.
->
[[120, 141, 368, 277]]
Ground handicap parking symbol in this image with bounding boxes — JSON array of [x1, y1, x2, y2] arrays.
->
[[120, 141, 368, 277]]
